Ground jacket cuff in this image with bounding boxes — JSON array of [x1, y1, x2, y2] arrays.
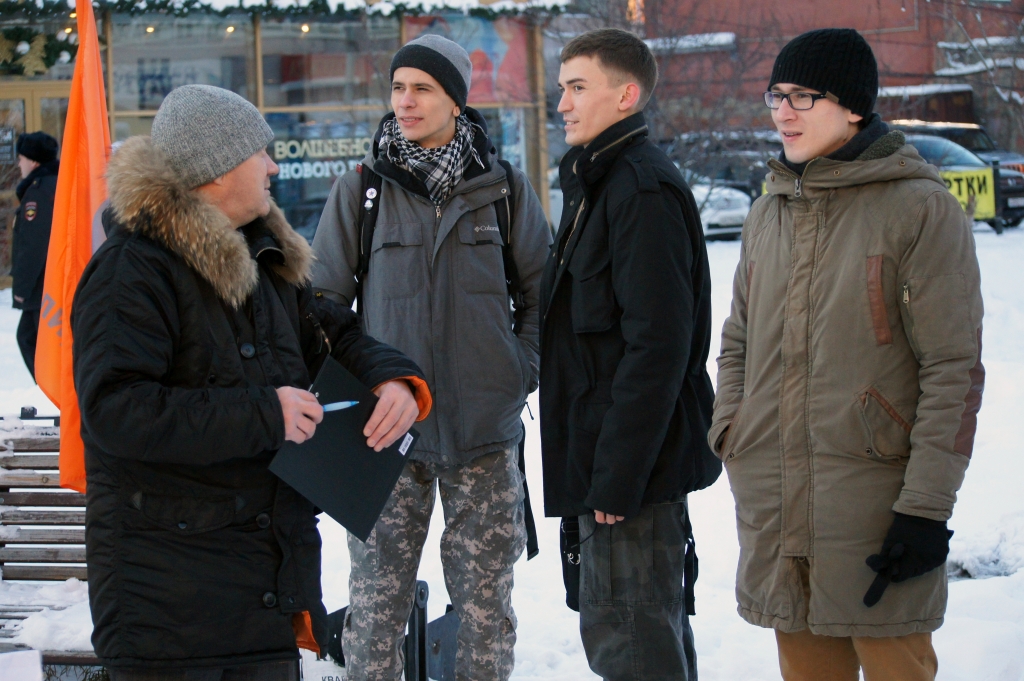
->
[[253, 383, 286, 451], [292, 611, 320, 655], [584, 488, 642, 520], [892, 490, 954, 522], [372, 376, 433, 422]]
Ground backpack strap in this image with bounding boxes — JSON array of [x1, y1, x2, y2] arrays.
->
[[355, 163, 383, 313], [355, 160, 521, 327], [495, 159, 524, 334]]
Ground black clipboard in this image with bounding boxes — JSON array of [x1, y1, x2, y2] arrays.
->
[[269, 356, 418, 542]]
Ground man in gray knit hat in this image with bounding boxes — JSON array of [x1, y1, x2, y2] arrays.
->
[[312, 35, 551, 681], [72, 84, 427, 679]]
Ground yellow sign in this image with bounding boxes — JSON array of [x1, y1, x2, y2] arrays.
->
[[940, 168, 996, 220], [759, 168, 996, 221]]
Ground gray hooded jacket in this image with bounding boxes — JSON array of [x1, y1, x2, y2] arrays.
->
[[312, 110, 552, 465]]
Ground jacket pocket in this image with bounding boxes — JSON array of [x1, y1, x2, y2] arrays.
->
[[903, 273, 975, 360], [866, 255, 893, 346], [721, 399, 747, 463], [457, 216, 507, 295], [568, 251, 615, 334], [370, 222, 425, 300], [515, 337, 536, 396], [136, 493, 237, 535], [858, 387, 913, 460]]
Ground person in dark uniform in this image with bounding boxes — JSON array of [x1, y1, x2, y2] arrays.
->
[[12, 131, 59, 380]]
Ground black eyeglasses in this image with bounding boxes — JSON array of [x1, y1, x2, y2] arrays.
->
[[763, 91, 836, 110]]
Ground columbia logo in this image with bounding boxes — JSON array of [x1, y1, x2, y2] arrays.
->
[[475, 225, 499, 233]]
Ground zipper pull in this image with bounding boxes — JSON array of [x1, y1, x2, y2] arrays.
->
[[794, 179, 802, 198], [436, 205, 442, 219], [903, 283, 910, 304]]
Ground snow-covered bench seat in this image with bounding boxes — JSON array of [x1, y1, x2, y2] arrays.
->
[[0, 411, 100, 672]]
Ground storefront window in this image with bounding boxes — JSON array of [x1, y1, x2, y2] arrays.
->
[[111, 12, 254, 111], [1, 10, 545, 248], [405, 15, 534, 106], [267, 109, 384, 240], [260, 16, 398, 108]]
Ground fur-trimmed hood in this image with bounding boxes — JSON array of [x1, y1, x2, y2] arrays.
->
[[106, 136, 313, 308]]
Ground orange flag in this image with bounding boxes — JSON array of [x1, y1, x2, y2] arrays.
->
[[36, 0, 110, 493]]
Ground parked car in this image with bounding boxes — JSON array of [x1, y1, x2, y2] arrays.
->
[[547, 169, 751, 240], [690, 182, 751, 240], [904, 134, 1024, 232], [889, 119, 1024, 173], [667, 130, 783, 203], [548, 171, 749, 240]]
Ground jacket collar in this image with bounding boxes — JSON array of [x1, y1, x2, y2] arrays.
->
[[368, 106, 501, 201], [16, 159, 59, 201], [564, 111, 649, 190], [779, 113, 889, 176], [106, 136, 313, 309], [765, 135, 943, 198]]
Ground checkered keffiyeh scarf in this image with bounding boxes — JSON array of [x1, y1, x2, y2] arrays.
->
[[378, 114, 485, 205]]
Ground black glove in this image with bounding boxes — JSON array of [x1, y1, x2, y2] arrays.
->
[[863, 513, 953, 608]]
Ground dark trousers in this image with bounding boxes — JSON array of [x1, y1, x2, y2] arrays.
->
[[579, 501, 697, 681], [108, 660, 300, 681], [16, 308, 39, 380]]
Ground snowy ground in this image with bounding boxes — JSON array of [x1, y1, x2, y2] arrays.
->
[[1, 227, 1023, 680]]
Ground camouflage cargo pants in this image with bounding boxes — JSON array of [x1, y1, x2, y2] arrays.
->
[[343, 447, 527, 681], [579, 501, 697, 681]]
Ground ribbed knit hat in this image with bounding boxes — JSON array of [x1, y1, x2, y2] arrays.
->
[[390, 34, 473, 111], [17, 131, 58, 164], [151, 85, 274, 189], [769, 29, 878, 119]]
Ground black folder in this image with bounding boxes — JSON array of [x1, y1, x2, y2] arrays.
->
[[269, 356, 418, 542]]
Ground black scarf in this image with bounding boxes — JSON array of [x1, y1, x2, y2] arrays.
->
[[780, 113, 888, 176], [16, 159, 60, 201]]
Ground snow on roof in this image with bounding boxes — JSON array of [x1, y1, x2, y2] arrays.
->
[[937, 35, 1023, 50], [878, 84, 974, 98], [936, 57, 1024, 77], [889, 119, 981, 129], [645, 32, 735, 55], [197, 0, 569, 12]]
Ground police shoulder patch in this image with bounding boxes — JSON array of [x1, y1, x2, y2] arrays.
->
[[24, 201, 38, 221]]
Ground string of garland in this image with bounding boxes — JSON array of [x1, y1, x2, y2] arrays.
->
[[0, 0, 564, 21], [0, 24, 79, 75]]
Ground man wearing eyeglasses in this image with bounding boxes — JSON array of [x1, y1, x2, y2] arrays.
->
[[710, 29, 984, 681]]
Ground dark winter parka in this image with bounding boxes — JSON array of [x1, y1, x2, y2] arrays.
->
[[71, 137, 425, 669], [539, 112, 721, 519], [12, 160, 58, 310]]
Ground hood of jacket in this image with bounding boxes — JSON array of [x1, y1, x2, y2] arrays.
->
[[765, 131, 945, 196], [106, 136, 313, 309]]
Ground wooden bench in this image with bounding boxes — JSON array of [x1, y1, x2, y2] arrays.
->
[[0, 409, 102, 674]]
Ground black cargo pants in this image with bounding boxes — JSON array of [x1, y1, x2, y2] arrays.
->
[[578, 501, 697, 681]]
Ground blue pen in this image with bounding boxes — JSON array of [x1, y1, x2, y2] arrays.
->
[[322, 400, 359, 412]]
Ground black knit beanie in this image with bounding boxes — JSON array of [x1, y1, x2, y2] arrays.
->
[[769, 29, 878, 119], [390, 34, 473, 112], [16, 131, 59, 164]]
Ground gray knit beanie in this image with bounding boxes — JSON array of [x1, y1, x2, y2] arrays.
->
[[151, 85, 274, 189], [391, 34, 473, 110]]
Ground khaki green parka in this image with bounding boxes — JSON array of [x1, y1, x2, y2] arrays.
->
[[710, 132, 985, 637]]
